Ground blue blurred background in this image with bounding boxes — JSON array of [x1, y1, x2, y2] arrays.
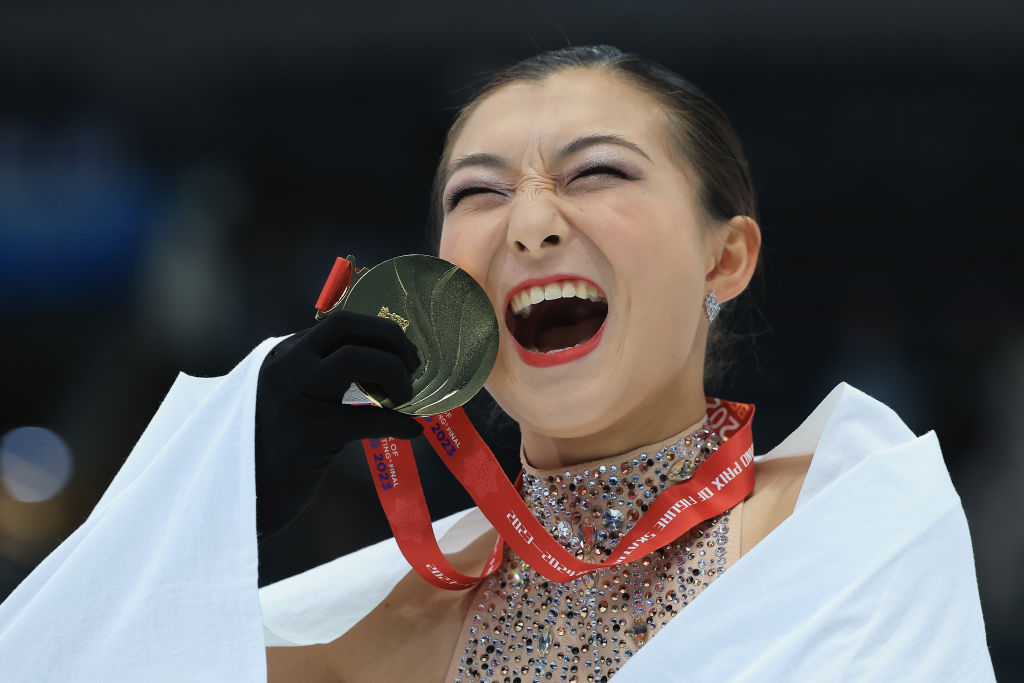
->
[[0, 1, 1021, 676]]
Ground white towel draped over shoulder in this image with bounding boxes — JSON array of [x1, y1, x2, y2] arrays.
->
[[625, 385, 996, 681], [0, 339, 996, 682], [0, 338, 281, 682]]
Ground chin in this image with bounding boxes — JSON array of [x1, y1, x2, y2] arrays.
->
[[486, 379, 618, 439]]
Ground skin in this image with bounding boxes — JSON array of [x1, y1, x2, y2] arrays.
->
[[438, 67, 762, 469], [267, 68, 811, 682], [267, 528, 499, 682]]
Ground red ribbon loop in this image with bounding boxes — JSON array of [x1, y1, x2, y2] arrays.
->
[[315, 257, 355, 315], [363, 399, 754, 590]]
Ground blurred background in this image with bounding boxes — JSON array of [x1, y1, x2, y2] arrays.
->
[[0, 0, 1020, 676]]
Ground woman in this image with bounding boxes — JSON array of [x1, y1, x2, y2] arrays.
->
[[0, 46, 993, 681]]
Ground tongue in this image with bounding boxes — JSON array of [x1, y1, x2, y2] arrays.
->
[[536, 317, 604, 352]]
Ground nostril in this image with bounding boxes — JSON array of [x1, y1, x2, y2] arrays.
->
[[543, 234, 560, 246], [516, 240, 527, 252]]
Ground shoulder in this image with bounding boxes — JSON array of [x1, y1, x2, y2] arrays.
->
[[740, 453, 812, 554], [740, 382, 950, 555]]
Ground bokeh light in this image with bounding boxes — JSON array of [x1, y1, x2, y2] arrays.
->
[[0, 427, 73, 503]]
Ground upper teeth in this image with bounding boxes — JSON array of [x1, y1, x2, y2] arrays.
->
[[509, 279, 606, 316]]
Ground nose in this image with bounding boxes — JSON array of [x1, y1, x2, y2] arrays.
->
[[505, 189, 569, 255]]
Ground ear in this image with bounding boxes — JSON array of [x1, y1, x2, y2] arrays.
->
[[703, 215, 761, 302]]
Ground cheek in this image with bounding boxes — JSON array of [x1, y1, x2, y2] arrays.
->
[[438, 221, 493, 287], [482, 354, 526, 424], [437, 225, 457, 262], [618, 230, 706, 354]]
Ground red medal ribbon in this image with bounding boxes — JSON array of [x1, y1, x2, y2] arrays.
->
[[315, 257, 355, 315], [362, 398, 755, 590]]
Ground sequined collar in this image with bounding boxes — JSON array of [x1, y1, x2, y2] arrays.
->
[[446, 416, 736, 681], [520, 415, 720, 560]]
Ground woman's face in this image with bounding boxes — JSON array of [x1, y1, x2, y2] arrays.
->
[[438, 69, 716, 441]]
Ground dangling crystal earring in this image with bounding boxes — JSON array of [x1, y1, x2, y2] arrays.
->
[[704, 290, 721, 323]]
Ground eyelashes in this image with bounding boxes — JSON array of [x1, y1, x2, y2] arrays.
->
[[575, 165, 630, 180], [444, 164, 633, 211], [570, 165, 632, 187], [444, 184, 497, 211]]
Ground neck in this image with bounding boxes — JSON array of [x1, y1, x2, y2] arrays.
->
[[519, 413, 718, 557], [519, 387, 709, 470]]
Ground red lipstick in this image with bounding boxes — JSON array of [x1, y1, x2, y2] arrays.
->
[[514, 323, 606, 367], [504, 275, 608, 368]]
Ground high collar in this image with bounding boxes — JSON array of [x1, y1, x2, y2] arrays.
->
[[519, 413, 719, 558]]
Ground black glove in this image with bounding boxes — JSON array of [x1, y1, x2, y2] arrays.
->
[[254, 310, 423, 539]]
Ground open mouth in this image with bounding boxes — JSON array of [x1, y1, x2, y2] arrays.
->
[[505, 277, 608, 365]]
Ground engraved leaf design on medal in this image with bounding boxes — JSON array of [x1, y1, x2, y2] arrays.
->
[[416, 276, 498, 414], [341, 254, 498, 415], [399, 263, 462, 411]]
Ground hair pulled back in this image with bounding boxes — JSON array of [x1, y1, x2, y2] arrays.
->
[[431, 45, 757, 233], [430, 45, 761, 385]]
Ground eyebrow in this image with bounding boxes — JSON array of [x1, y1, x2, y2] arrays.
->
[[446, 152, 509, 178], [445, 133, 652, 181], [555, 134, 652, 162]]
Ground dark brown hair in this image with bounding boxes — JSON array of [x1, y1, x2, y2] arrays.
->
[[430, 45, 761, 386]]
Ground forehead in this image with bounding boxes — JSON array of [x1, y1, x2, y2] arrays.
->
[[451, 69, 672, 161]]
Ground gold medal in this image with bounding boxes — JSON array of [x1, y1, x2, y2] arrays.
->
[[333, 254, 498, 415]]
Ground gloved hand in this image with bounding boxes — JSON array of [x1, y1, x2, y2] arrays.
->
[[254, 310, 423, 539]]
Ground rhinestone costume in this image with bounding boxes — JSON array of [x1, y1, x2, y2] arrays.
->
[[446, 416, 743, 682]]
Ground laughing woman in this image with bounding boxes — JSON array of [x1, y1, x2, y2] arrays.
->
[[0, 46, 993, 682]]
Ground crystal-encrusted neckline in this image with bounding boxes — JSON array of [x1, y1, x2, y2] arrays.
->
[[448, 415, 739, 682], [520, 415, 720, 560]]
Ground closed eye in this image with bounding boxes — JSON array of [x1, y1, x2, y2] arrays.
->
[[445, 165, 633, 210], [571, 165, 631, 182], [565, 165, 634, 194], [444, 185, 503, 211]]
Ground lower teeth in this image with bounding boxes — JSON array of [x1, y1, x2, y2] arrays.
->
[[525, 343, 581, 354]]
